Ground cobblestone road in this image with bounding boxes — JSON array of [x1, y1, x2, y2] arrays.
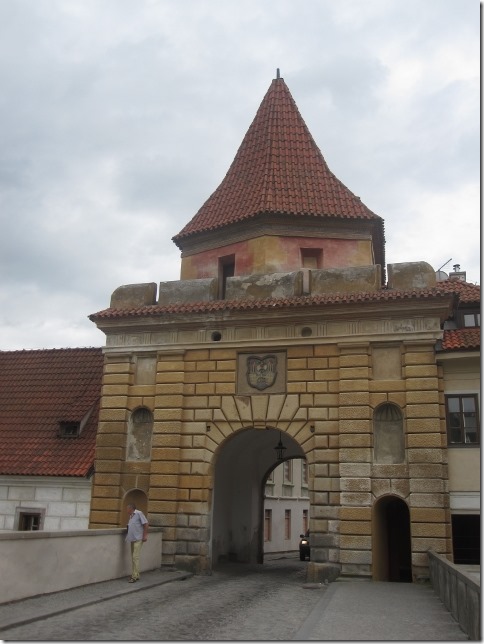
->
[[1, 558, 467, 641], [2, 559, 323, 641]]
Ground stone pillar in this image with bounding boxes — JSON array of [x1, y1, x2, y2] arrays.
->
[[89, 353, 134, 527], [338, 343, 372, 578], [305, 343, 341, 573], [404, 342, 452, 580]]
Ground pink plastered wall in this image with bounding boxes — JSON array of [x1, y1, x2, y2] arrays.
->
[[180, 235, 374, 280]]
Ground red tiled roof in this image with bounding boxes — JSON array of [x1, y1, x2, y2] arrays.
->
[[90, 286, 455, 321], [442, 327, 480, 351], [0, 348, 104, 477], [434, 278, 480, 303], [173, 76, 383, 244]]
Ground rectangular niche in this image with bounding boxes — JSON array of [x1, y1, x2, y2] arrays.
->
[[237, 351, 286, 395], [372, 345, 402, 380]]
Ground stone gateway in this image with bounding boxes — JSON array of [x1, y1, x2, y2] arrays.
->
[[88, 74, 479, 582]]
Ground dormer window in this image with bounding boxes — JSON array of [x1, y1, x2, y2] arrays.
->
[[456, 309, 480, 328], [59, 421, 80, 438]]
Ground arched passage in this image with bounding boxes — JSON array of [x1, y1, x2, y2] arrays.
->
[[372, 495, 412, 582], [211, 427, 305, 567]]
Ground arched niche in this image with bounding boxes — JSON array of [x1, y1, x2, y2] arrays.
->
[[126, 406, 153, 462], [373, 403, 404, 464], [121, 488, 148, 527]]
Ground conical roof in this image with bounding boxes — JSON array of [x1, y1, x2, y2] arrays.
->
[[173, 75, 382, 244]]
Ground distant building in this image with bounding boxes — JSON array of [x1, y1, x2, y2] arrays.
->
[[264, 459, 309, 554], [0, 348, 103, 531], [436, 271, 480, 564]]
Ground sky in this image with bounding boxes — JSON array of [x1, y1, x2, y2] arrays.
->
[[0, 0, 480, 351]]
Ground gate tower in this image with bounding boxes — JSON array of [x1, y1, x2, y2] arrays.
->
[[89, 73, 455, 580]]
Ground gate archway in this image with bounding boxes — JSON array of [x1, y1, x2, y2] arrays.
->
[[211, 427, 305, 567], [372, 495, 412, 582]]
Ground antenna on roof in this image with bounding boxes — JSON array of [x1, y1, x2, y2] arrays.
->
[[435, 258, 452, 283], [276, 68, 280, 79], [437, 258, 452, 272]]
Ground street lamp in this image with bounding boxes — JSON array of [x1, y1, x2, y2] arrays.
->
[[274, 431, 287, 461]]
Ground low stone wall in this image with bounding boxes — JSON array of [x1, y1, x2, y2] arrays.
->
[[428, 550, 480, 640], [0, 527, 163, 604]]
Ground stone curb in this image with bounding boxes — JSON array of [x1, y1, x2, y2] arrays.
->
[[0, 570, 192, 633]]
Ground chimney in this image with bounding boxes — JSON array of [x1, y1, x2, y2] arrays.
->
[[449, 264, 467, 281]]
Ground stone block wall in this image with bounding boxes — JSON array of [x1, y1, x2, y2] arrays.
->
[[89, 336, 451, 578]]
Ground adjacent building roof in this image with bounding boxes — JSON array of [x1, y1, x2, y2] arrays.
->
[[173, 75, 384, 253], [435, 278, 480, 304], [441, 328, 480, 351], [0, 348, 104, 477]]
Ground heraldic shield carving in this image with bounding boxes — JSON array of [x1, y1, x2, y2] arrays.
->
[[246, 354, 278, 391]]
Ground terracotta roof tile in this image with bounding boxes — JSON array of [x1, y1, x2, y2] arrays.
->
[[173, 77, 383, 244], [441, 327, 480, 351], [0, 348, 104, 477], [434, 278, 480, 303], [90, 286, 454, 321]]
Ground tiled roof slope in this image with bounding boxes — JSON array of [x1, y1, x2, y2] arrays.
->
[[442, 328, 480, 351], [90, 286, 455, 321], [0, 348, 104, 477], [173, 76, 383, 243], [434, 278, 480, 304], [437, 279, 480, 351]]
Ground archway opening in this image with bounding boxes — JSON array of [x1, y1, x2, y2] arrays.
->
[[211, 428, 305, 567], [373, 496, 412, 582]]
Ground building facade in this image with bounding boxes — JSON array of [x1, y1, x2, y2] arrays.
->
[[0, 348, 103, 532], [88, 75, 480, 581]]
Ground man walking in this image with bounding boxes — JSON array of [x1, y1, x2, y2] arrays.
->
[[125, 503, 149, 582]]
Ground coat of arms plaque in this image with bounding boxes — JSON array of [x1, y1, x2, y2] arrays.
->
[[246, 354, 277, 391]]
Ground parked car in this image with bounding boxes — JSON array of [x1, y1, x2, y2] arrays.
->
[[299, 531, 310, 561]]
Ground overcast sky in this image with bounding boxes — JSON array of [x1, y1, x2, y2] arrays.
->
[[0, 0, 479, 351]]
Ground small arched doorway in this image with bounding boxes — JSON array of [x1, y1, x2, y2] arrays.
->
[[122, 489, 148, 527], [210, 427, 305, 567], [373, 495, 412, 582]]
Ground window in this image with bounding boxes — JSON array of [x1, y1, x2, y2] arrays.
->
[[451, 515, 480, 564], [18, 511, 42, 531], [302, 509, 309, 535], [446, 395, 480, 445], [283, 460, 293, 484], [456, 309, 480, 328], [284, 510, 291, 539], [218, 255, 235, 299], [463, 312, 480, 327], [59, 422, 80, 438], [264, 469, 275, 496], [301, 460, 308, 487], [264, 509, 272, 542], [301, 248, 321, 269]]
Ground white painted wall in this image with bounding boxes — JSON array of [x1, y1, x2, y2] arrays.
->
[[440, 354, 480, 514], [0, 527, 163, 604], [264, 459, 309, 553], [0, 476, 91, 531]]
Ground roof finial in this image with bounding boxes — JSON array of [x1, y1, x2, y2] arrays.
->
[[276, 68, 280, 79]]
